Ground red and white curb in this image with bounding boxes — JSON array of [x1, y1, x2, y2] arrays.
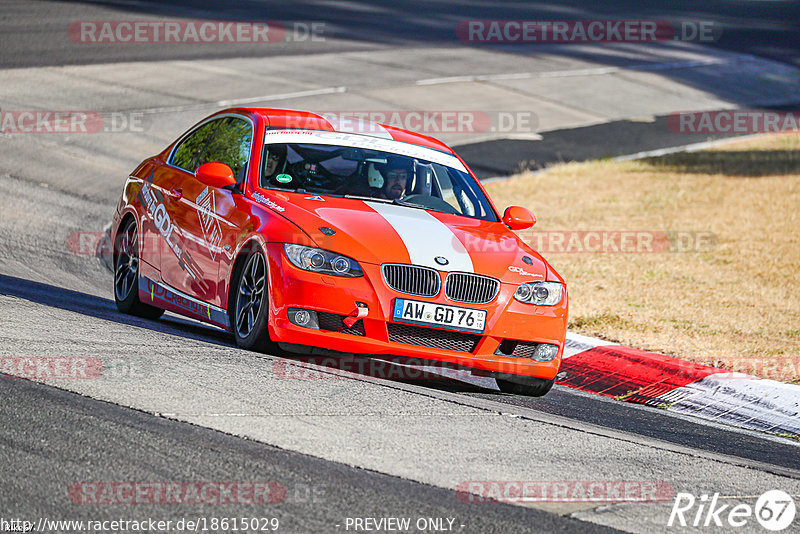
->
[[560, 333, 800, 439], [401, 332, 799, 439]]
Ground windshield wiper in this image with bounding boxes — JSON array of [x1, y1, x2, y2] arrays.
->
[[342, 195, 429, 211], [392, 198, 427, 210], [344, 194, 391, 203]]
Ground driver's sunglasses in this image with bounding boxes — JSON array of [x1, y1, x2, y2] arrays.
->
[[387, 171, 408, 180], [267, 152, 282, 161]]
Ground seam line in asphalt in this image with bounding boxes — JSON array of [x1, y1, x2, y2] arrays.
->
[[263, 355, 800, 480]]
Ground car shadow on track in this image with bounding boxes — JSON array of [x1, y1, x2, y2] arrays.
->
[[0, 273, 233, 347], [0, 273, 501, 394], [274, 352, 499, 394]]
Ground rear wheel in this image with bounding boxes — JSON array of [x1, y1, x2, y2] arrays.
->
[[114, 218, 164, 319], [231, 246, 277, 352], [495, 374, 555, 397]]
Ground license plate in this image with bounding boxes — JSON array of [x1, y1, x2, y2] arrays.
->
[[392, 298, 486, 334]]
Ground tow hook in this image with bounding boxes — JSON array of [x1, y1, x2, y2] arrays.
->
[[343, 302, 368, 327]]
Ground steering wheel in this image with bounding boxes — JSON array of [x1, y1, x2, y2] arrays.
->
[[282, 162, 338, 191]]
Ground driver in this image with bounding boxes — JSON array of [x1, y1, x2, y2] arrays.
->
[[377, 157, 413, 200], [262, 144, 287, 185]]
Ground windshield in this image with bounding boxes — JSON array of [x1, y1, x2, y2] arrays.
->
[[259, 142, 498, 221]]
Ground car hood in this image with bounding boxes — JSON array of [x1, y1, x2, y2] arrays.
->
[[259, 191, 550, 283]]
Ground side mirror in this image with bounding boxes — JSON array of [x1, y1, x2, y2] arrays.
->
[[196, 162, 236, 189], [503, 206, 536, 230]]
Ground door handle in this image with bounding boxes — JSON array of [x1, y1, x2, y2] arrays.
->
[[168, 188, 183, 200]]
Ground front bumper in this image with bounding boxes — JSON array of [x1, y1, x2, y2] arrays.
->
[[264, 243, 568, 380]]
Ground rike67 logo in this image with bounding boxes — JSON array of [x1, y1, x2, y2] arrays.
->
[[668, 490, 796, 531]]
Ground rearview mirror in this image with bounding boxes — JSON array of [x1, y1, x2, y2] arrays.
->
[[503, 206, 536, 230], [196, 162, 236, 189], [341, 148, 364, 161]]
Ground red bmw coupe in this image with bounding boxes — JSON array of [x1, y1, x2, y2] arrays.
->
[[111, 108, 567, 396]]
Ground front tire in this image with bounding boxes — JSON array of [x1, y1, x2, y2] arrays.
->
[[114, 218, 164, 320], [231, 246, 277, 352], [495, 374, 555, 397]]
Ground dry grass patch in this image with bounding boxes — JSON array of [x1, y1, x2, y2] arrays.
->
[[486, 133, 800, 383]]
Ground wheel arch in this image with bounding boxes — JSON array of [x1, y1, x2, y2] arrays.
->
[[113, 210, 139, 267], [226, 236, 270, 321]]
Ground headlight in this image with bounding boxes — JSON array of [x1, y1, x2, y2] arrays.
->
[[283, 244, 363, 277], [514, 282, 563, 306]]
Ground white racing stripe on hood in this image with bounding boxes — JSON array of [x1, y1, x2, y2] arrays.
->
[[367, 202, 473, 272]]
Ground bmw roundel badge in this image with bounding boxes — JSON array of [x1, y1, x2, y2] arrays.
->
[[434, 256, 449, 266]]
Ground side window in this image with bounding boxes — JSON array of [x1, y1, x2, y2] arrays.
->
[[170, 117, 253, 181], [201, 117, 253, 182], [170, 120, 221, 173], [432, 164, 476, 217]]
